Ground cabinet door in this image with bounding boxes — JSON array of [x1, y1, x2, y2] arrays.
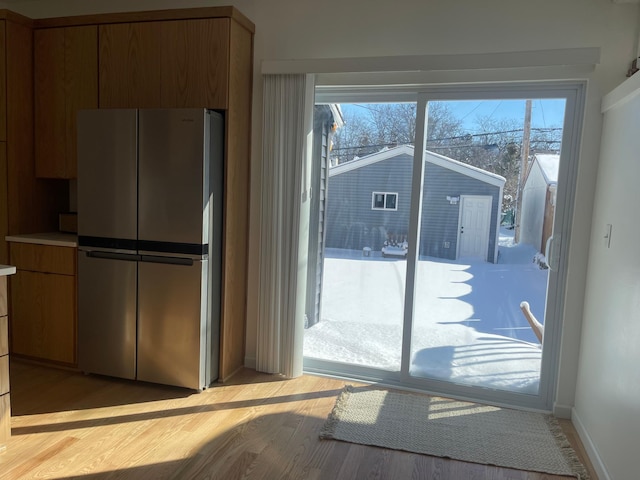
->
[[159, 19, 229, 108], [35, 26, 97, 179], [64, 25, 98, 178], [100, 19, 229, 109], [10, 271, 76, 365], [0, 393, 9, 450], [34, 28, 66, 178], [0, 21, 6, 142], [99, 22, 163, 108]]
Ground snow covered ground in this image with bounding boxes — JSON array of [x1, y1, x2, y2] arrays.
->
[[304, 228, 548, 395]]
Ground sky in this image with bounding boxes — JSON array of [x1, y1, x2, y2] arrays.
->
[[445, 99, 566, 132], [304, 228, 547, 395], [342, 98, 567, 135]]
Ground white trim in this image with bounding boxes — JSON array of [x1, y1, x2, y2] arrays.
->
[[330, 145, 414, 176], [494, 182, 503, 263], [532, 154, 560, 185], [330, 145, 505, 187], [400, 98, 428, 380], [328, 104, 345, 128], [552, 402, 573, 419], [571, 408, 612, 480], [602, 69, 640, 112], [426, 150, 505, 187], [244, 355, 256, 370], [262, 48, 600, 75], [307, 81, 586, 411]]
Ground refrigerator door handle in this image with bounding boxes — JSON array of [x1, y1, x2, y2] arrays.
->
[[86, 251, 141, 262], [140, 255, 195, 266]]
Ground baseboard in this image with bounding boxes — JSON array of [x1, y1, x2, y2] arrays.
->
[[244, 355, 256, 370], [571, 408, 611, 480], [553, 402, 573, 419]]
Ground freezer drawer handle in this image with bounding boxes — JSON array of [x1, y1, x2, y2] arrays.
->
[[86, 251, 141, 262], [140, 255, 194, 266]]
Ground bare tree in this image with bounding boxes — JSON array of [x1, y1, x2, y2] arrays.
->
[[328, 102, 562, 213]]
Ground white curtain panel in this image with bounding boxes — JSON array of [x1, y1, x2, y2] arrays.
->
[[257, 74, 315, 377]]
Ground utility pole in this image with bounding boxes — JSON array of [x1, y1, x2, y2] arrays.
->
[[514, 99, 532, 243]]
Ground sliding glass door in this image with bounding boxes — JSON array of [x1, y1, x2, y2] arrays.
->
[[304, 82, 584, 410]]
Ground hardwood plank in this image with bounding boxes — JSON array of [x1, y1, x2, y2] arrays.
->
[[2, 361, 598, 479]]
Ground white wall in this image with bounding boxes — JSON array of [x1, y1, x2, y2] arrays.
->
[[4, 0, 639, 430], [572, 75, 640, 480]]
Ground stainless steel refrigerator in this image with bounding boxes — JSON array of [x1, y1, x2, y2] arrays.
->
[[77, 108, 223, 390]]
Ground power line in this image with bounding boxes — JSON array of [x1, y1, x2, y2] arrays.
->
[[332, 137, 561, 152], [333, 127, 562, 150]]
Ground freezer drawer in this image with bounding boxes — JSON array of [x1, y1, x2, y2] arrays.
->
[[78, 251, 137, 379], [137, 257, 211, 390]]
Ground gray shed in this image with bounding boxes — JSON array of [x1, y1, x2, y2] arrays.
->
[[325, 145, 505, 263]]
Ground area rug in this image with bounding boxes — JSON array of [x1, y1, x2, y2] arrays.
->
[[320, 386, 589, 479]]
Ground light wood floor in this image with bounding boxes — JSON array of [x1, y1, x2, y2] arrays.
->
[[1, 360, 596, 479]]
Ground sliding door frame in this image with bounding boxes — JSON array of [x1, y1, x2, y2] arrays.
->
[[306, 80, 586, 411]]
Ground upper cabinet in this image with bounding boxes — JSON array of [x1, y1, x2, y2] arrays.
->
[[99, 19, 229, 109], [34, 26, 98, 179], [0, 21, 6, 143]]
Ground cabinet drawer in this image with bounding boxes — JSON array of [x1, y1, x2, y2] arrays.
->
[[11, 271, 76, 365], [0, 356, 8, 395], [0, 393, 9, 448], [0, 276, 6, 316], [9, 243, 76, 275], [0, 316, 7, 356]]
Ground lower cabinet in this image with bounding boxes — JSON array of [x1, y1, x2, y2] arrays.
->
[[9, 243, 77, 366], [1, 276, 11, 452]]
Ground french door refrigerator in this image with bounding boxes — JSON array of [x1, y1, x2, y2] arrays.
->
[[77, 108, 223, 390]]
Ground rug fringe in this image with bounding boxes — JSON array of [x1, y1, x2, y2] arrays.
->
[[319, 385, 354, 439], [545, 415, 590, 480]]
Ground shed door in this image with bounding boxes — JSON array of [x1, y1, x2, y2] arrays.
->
[[458, 195, 492, 261]]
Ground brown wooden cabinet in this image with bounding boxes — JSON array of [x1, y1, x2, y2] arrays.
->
[[9, 243, 77, 366], [0, 12, 69, 268], [34, 25, 98, 179], [99, 18, 229, 109], [0, 275, 10, 452], [0, 21, 6, 144], [4, 6, 254, 382]]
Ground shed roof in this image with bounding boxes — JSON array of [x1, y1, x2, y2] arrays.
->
[[532, 154, 559, 184], [330, 144, 505, 187]]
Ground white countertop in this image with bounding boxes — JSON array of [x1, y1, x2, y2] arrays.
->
[[0, 265, 16, 276], [5, 232, 78, 248]]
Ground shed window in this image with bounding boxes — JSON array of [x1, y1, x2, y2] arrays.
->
[[372, 192, 398, 210]]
